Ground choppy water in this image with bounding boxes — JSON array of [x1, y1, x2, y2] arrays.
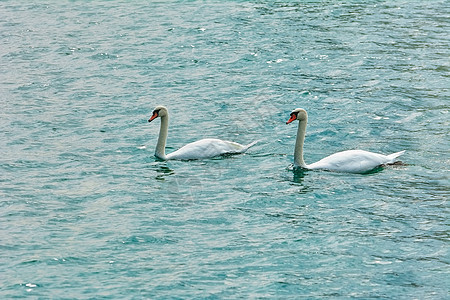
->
[[1, 1, 449, 299]]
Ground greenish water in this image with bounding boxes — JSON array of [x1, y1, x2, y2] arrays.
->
[[1, 1, 449, 299]]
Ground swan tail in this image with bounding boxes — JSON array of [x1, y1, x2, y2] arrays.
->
[[243, 140, 258, 151], [386, 150, 406, 163]]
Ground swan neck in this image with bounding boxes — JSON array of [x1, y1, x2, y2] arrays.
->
[[294, 119, 307, 168], [155, 115, 168, 159]]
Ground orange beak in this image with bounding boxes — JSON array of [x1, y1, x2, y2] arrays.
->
[[148, 111, 158, 122], [286, 114, 297, 124]]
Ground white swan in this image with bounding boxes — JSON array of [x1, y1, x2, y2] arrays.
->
[[286, 108, 405, 173], [148, 106, 257, 160]]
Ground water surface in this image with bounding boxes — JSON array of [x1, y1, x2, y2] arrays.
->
[[1, 1, 449, 298]]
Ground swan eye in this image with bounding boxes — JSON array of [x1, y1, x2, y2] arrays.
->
[[153, 109, 160, 116]]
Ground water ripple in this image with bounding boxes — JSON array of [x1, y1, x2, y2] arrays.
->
[[1, 1, 448, 299]]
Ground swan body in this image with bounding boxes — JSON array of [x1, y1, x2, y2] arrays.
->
[[163, 138, 257, 160], [148, 106, 256, 160], [286, 108, 405, 173]]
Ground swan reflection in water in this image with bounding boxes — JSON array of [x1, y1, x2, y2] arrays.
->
[[154, 164, 175, 181], [292, 165, 308, 184]]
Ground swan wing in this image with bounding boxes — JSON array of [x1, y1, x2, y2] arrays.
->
[[307, 150, 398, 173], [166, 138, 255, 160]]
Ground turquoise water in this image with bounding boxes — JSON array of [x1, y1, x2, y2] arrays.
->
[[1, 0, 449, 298]]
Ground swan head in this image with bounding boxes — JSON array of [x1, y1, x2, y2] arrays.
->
[[148, 106, 168, 122], [286, 108, 307, 124]]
